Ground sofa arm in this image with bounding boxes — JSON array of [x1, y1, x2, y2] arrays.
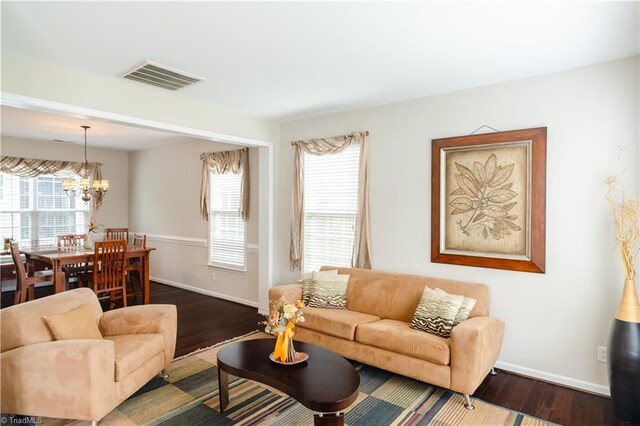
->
[[268, 284, 303, 305], [450, 316, 505, 395], [0, 340, 116, 422], [99, 304, 177, 368]]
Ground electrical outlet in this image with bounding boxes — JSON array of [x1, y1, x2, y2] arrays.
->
[[597, 346, 607, 363], [211, 272, 216, 281]]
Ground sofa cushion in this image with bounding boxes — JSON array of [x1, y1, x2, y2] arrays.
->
[[104, 333, 164, 381], [320, 267, 490, 321], [307, 272, 349, 309], [299, 306, 380, 340], [43, 303, 103, 340], [410, 287, 464, 338], [356, 319, 451, 365]]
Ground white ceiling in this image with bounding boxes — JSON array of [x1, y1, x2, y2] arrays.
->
[[1, 106, 185, 151], [2, 1, 638, 123]]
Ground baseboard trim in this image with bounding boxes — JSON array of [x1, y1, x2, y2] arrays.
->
[[495, 360, 610, 397], [151, 276, 259, 309]]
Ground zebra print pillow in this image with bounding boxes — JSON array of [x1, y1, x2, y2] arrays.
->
[[453, 296, 477, 327], [302, 270, 337, 305], [410, 287, 464, 338], [307, 272, 349, 309]]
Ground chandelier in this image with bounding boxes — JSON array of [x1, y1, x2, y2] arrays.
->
[[62, 125, 109, 202]]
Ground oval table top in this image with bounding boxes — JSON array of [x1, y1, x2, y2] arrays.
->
[[217, 338, 360, 413]]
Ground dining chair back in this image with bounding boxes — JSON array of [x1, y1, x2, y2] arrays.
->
[[10, 241, 52, 304], [57, 234, 86, 251], [105, 228, 129, 244], [132, 233, 147, 248], [82, 240, 128, 308], [57, 234, 90, 285], [126, 233, 147, 301]]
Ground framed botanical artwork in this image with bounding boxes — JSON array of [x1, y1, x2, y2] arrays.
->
[[431, 127, 546, 273]]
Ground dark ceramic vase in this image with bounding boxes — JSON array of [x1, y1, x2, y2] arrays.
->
[[607, 279, 640, 424], [608, 319, 640, 423]]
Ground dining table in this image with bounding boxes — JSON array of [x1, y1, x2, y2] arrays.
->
[[21, 246, 155, 304]]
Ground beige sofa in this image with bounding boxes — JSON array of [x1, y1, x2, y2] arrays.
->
[[269, 267, 505, 409], [0, 288, 177, 424]]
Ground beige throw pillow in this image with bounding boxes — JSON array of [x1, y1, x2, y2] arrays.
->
[[453, 296, 477, 326], [307, 272, 349, 310], [43, 303, 103, 340]]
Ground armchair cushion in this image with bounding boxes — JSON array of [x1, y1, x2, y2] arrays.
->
[[104, 334, 164, 381], [99, 304, 177, 368], [43, 303, 103, 340]]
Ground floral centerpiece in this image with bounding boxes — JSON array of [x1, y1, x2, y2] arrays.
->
[[84, 218, 101, 250], [263, 296, 305, 363]]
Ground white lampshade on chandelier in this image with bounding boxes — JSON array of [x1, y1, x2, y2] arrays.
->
[[62, 125, 109, 202]]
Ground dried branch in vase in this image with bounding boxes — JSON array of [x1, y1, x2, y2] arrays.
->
[[606, 174, 640, 280]]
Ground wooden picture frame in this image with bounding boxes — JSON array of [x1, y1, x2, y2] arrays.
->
[[431, 127, 546, 273]]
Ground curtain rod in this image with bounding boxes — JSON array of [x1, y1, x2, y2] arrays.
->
[[199, 147, 248, 160], [290, 130, 369, 146]]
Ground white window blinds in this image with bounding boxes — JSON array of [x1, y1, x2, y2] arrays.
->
[[0, 173, 89, 249], [209, 172, 246, 270], [303, 143, 360, 273]]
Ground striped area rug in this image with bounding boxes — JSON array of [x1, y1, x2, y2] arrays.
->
[[44, 332, 555, 425]]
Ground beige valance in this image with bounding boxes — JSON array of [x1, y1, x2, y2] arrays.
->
[[289, 131, 371, 271], [0, 155, 106, 210], [200, 148, 250, 221]]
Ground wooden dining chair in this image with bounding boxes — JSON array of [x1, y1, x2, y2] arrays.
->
[[105, 228, 129, 244], [79, 240, 128, 309], [10, 241, 52, 304], [57, 234, 85, 250], [126, 233, 146, 301], [57, 234, 90, 287]]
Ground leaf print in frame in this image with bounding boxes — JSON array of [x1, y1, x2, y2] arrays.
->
[[449, 153, 521, 240], [431, 127, 547, 274]]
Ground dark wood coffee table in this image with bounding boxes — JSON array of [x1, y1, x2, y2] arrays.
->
[[217, 338, 360, 425]]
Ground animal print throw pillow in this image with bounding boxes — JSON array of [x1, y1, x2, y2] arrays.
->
[[410, 287, 464, 338], [301, 270, 337, 305], [306, 271, 349, 310]]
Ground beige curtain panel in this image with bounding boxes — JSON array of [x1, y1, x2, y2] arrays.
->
[[289, 131, 372, 271], [0, 155, 106, 210], [200, 147, 250, 221]]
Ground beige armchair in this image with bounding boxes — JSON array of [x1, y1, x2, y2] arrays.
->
[[0, 288, 177, 424]]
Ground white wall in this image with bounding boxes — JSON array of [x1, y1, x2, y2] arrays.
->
[[2, 53, 278, 143], [275, 56, 640, 394], [128, 139, 260, 306], [0, 136, 129, 227]]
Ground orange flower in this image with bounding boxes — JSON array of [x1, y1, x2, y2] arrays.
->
[[296, 300, 304, 308]]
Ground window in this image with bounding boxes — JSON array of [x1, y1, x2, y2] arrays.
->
[[303, 143, 360, 272], [208, 172, 246, 270], [0, 173, 89, 249]]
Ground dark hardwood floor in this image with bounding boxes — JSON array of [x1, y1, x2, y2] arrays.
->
[[2, 282, 636, 425]]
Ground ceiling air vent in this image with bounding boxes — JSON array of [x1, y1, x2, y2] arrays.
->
[[122, 60, 205, 90]]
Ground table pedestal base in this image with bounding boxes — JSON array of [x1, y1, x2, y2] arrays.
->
[[314, 412, 344, 426]]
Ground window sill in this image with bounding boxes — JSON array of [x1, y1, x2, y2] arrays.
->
[[207, 263, 246, 273]]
